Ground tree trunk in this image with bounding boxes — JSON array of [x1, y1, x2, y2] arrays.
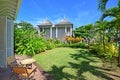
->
[[103, 31, 105, 52], [100, 31, 102, 43], [118, 29, 120, 66]]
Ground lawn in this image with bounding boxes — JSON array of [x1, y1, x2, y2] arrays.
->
[[33, 47, 115, 80]]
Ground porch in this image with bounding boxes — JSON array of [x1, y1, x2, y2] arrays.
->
[[0, 55, 54, 80]]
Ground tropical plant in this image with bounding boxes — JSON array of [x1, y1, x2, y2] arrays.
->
[[97, 0, 120, 64], [14, 21, 52, 56]]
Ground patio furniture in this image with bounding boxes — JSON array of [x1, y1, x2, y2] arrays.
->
[[20, 59, 36, 69], [12, 66, 37, 80], [7, 55, 22, 67], [7, 55, 23, 79]]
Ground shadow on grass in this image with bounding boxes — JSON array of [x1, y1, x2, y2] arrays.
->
[[68, 61, 113, 80], [47, 49, 118, 80], [69, 49, 114, 80], [70, 49, 97, 62], [48, 65, 75, 80]]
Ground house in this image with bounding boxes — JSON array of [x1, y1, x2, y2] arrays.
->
[[0, 0, 21, 68], [38, 18, 73, 41]]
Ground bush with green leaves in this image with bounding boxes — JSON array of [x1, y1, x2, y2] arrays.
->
[[63, 42, 86, 48], [14, 27, 47, 56], [46, 39, 56, 50], [90, 43, 118, 60], [14, 21, 50, 56]]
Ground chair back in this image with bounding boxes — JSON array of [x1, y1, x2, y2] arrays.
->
[[7, 55, 16, 65], [12, 67, 27, 74]]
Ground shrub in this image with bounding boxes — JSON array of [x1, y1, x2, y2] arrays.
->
[[14, 28, 48, 56], [63, 42, 86, 48], [66, 36, 83, 43], [90, 43, 118, 60]]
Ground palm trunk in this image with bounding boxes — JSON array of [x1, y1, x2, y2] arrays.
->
[[103, 31, 105, 52], [116, 28, 118, 46], [100, 31, 102, 43], [118, 29, 120, 66]]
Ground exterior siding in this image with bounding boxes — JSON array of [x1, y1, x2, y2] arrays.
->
[[44, 27, 50, 38], [57, 27, 66, 41], [52, 28, 56, 39], [6, 19, 14, 57]]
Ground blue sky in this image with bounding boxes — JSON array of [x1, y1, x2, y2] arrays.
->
[[17, 0, 118, 28]]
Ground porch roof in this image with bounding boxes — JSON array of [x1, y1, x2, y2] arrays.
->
[[0, 0, 22, 20]]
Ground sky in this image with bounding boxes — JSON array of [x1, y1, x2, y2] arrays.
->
[[17, 0, 118, 28]]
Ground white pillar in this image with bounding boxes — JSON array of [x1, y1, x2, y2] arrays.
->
[[37, 27, 40, 35], [43, 27, 44, 32], [56, 27, 58, 38], [50, 27, 52, 38], [65, 27, 67, 33], [65, 27, 67, 36], [70, 27, 72, 36]]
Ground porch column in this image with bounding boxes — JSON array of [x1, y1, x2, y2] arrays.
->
[[70, 27, 73, 36], [65, 27, 67, 36], [50, 27, 52, 38], [43, 27, 44, 32], [56, 27, 58, 38], [37, 27, 40, 35], [65, 27, 67, 33]]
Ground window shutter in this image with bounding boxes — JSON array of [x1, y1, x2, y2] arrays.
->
[[6, 19, 14, 57]]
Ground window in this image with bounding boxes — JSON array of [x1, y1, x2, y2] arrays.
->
[[67, 27, 70, 33], [40, 28, 43, 32]]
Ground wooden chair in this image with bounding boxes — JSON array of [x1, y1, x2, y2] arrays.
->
[[7, 55, 23, 67], [12, 66, 37, 80]]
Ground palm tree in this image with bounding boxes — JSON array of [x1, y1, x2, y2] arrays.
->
[[98, 0, 120, 21], [97, 0, 120, 65]]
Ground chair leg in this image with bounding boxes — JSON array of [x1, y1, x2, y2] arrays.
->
[[8, 74, 19, 80]]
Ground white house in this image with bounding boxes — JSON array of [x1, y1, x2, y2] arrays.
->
[[0, 0, 21, 68], [38, 18, 73, 41]]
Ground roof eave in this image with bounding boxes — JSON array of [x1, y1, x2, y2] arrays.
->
[[14, 0, 22, 20]]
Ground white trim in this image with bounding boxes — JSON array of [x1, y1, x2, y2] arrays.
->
[[50, 27, 52, 38], [5, 16, 7, 68], [43, 27, 44, 32], [65, 27, 67, 33], [14, 0, 22, 20], [70, 27, 72, 36], [37, 27, 40, 35], [56, 27, 58, 38]]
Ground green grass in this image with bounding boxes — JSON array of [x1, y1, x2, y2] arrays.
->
[[33, 47, 111, 80]]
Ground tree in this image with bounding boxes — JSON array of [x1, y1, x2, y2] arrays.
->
[[18, 21, 35, 30], [97, 0, 120, 65], [74, 24, 95, 39]]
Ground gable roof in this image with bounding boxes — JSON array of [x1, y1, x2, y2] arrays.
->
[[56, 17, 73, 26], [0, 0, 22, 20], [39, 18, 52, 26]]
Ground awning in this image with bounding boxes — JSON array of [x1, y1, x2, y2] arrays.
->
[[0, 0, 22, 20]]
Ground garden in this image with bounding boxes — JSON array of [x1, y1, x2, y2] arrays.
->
[[14, 0, 120, 80]]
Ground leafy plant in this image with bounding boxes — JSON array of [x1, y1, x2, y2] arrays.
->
[[90, 43, 118, 60]]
